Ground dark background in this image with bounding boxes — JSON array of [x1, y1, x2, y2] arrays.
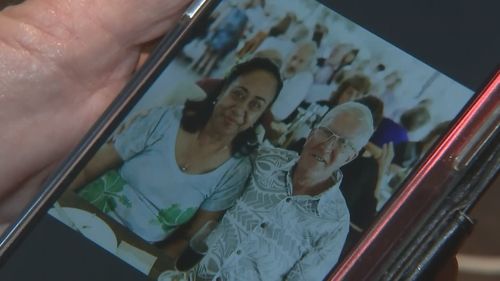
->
[[0, 216, 149, 281], [322, 0, 499, 91]]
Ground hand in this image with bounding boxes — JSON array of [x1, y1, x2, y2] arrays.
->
[[270, 121, 288, 134], [374, 142, 395, 203], [375, 142, 395, 178], [0, 0, 190, 225]]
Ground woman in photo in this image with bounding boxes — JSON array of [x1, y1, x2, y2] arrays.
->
[[74, 58, 282, 249]]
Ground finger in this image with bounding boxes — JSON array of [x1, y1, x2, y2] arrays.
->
[[134, 38, 162, 71], [380, 143, 388, 159], [0, 160, 59, 224], [381, 143, 394, 166], [387, 142, 395, 160], [0, 1, 191, 204], [1, 0, 190, 88], [13, 0, 191, 46], [0, 78, 128, 201], [79, 0, 191, 45]]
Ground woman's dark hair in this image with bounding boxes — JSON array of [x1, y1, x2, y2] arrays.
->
[[420, 120, 451, 149], [269, 13, 294, 37], [400, 105, 431, 132], [330, 74, 371, 106], [354, 95, 384, 129], [181, 57, 283, 157]]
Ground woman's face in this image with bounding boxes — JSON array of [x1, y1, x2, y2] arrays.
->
[[283, 46, 314, 78], [211, 69, 278, 137], [338, 86, 363, 104]]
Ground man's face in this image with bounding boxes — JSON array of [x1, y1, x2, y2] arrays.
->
[[283, 46, 314, 78], [300, 111, 363, 178]]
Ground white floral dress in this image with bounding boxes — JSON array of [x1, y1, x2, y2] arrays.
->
[[79, 106, 251, 243]]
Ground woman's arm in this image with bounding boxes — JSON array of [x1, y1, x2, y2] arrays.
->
[[161, 157, 252, 259], [73, 106, 170, 189], [70, 143, 123, 190], [162, 209, 223, 260]]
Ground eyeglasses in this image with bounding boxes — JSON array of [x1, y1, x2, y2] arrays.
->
[[313, 126, 358, 157]]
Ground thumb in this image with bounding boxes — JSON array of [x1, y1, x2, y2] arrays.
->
[[80, 0, 192, 45], [6, 0, 191, 47]]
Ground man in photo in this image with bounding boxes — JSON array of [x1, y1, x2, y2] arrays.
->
[[195, 102, 374, 281], [269, 41, 317, 122]]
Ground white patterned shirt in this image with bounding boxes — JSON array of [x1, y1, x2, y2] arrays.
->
[[195, 147, 350, 281]]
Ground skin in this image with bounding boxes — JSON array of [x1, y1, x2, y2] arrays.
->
[[208, 70, 278, 136], [326, 44, 354, 66], [384, 71, 402, 91], [0, 0, 190, 228], [176, 69, 279, 174], [293, 111, 365, 196], [341, 51, 357, 65], [167, 69, 279, 259], [373, 142, 395, 202], [337, 85, 364, 104], [283, 44, 315, 79]]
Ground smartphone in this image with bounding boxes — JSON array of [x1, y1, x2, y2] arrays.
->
[[0, 0, 498, 280]]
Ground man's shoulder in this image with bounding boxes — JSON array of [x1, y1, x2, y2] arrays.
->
[[319, 184, 350, 224], [255, 147, 298, 161], [135, 105, 182, 121], [253, 147, 298, 170]]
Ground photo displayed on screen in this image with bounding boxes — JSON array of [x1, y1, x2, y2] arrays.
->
[[47, 0, 473, 280]]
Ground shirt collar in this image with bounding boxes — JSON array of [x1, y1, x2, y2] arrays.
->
[[285, 167, 346, 218], [283, 153, 343, 201], [266, 148, 348, 218]]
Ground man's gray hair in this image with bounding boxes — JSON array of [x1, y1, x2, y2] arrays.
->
[[319, 102, 374, 149]]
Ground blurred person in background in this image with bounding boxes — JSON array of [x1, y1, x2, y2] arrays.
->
[[236, 12, 297, 59], [314, 43, 359, 85], [315, 74, 372, 107], [262, 41, 317, 140], [191, 1, 250, 76]]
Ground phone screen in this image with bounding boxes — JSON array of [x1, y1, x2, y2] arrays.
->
[[1, 0, 495, 280]]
